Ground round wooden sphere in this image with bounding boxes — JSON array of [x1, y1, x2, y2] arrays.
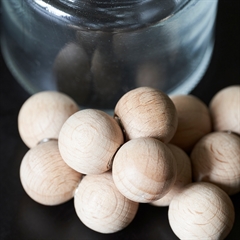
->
[[20, 140, 82, 205], [168, 182, 235, 240], [58, 109, 124, 175], [169, 94, 212, 152], [151, 144, 192, 207], [190, 131, 240, 195], [53, 42, 92, 104], [209, 85, 240, 135], [18, 91, 79, 148], [114, 87, 178, 143], [74, 171, 139, 234], [90, 49, 122, 109], [112, 137, 177, 203]]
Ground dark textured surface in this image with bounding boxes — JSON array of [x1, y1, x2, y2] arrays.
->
[[0, 1, 240, 239]]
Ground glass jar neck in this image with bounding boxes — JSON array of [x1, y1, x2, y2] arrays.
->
[[39, 0, 189, 30]]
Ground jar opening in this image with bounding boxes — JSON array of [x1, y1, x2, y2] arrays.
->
[[36, 0, 189, 30]]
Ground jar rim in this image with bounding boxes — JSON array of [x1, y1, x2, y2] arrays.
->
[[33, 0, 190, 31]]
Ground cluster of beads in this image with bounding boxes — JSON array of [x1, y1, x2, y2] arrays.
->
[[18, 86, 239, 238]]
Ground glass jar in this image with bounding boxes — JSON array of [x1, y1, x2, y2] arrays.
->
[[1, 0, 218, 111]]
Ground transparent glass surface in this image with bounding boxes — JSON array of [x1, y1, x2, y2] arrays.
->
[[1, 0, 218, 110]]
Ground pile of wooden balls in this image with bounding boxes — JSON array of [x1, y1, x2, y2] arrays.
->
[[18, 85, 239, 238]]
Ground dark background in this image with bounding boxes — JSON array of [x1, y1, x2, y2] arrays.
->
[[0, 0, 239, 239]]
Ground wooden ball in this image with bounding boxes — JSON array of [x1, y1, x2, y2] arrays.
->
[[53, 42, 92, 104], [74, 171, 139, 234], [209, 85, 240, 135], [18, 91, 79, 148], [169, 94, 212, 152], [114, 87, 178, 142], [58, 109, 124, 175], [20, 140, 82, 205], [112, 137, 177, 203], [90, 48, 123, 109], [168, 182, 235, 240], [151, 144, 192, 207], [190, 131, 240, 195]]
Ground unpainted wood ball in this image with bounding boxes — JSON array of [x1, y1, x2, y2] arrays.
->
[[151, 144, 192, 207], [74, 171, 139, 234], [20, 140, 82, 205], [190, 131, 240, 195], [90, 48, 123, 109], [135, 61, 166, 90], [18, 91, 79, 148], [58, 109, 124, 175], [112, 137, 177, 203], [168, 182, 235, 240], [170, 94, 212, 152], [53, 42, 92, 105], [209, 85, 240, 135], [114, 87, 178, 143]]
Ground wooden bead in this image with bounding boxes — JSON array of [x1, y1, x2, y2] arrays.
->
[[114, 87, 178, 143], [190, 131, 240, 195], [18, 91, 79, 148], [53, 42, 92, 104], [151, 144, 192, 207], [168, 182, 235, 240], [58, 109, 124, 175], [20, 140, 82, 205], [112, 137, 177, 203], [74, 171, 139, 234], [169, 94, 212, 152], [90, 48, 122, 109], [209, 85, 240, 135]]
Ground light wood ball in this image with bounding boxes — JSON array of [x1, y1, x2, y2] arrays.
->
[[168, 182, 235, 240], [169, 94, 212, 152], [58, 109, 124, 175], [20, 140, 82, 205], [74, 171, 139, 234], [209, 85, 240, 135], [53, 42, 92, 104], [191, 131, 240, 195], [151, 144, 192, 207], [112, 137, 177, 203], [114, 87, 178, 143], [18, 91, 79, 148]]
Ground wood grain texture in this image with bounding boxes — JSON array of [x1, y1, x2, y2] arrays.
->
[[151, 144, 192, 207], [114, 87, 178, 143], [58, 109, 124, 174], [74, 171, 139, 234], [168, 182, 235, 240], [18, 91, 79, 148], [209, 85, 240, 135], [112, 137, 177, 203], [169, 94, 212, 152], [20, 141, 82, 205], [190, 131, 240, 195]]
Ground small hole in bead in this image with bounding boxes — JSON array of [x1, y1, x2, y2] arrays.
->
[[37, 138, 58, 145], [114, 114, 127, 141]]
